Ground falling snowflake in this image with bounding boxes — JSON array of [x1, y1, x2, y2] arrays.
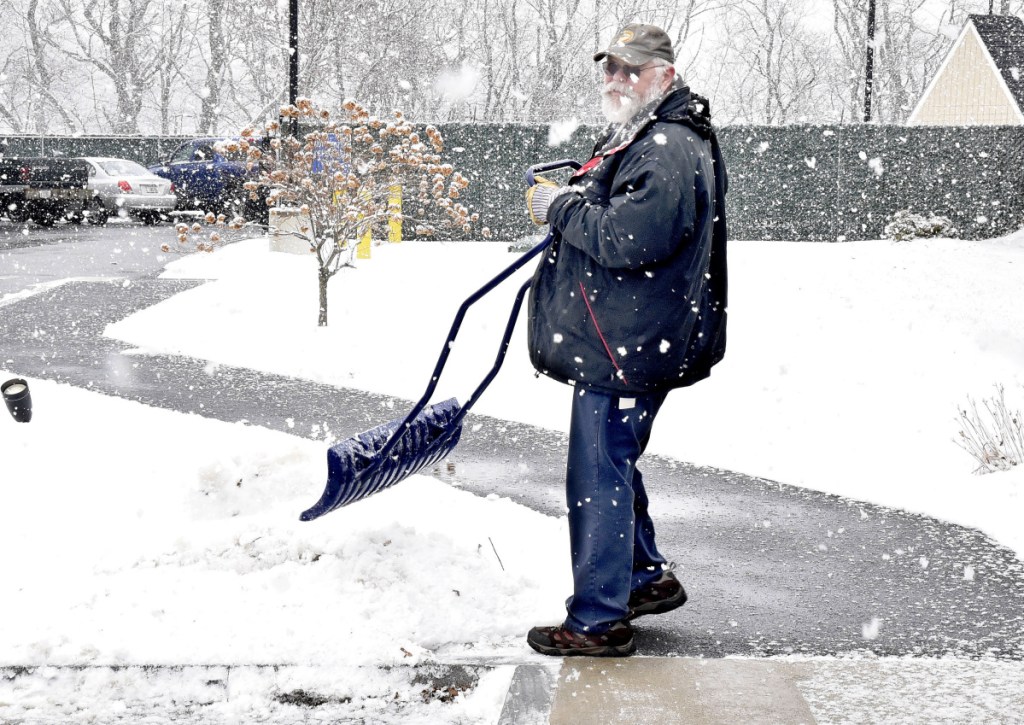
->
[[548, 118, 580, 147], [862, 617, 882, 640]]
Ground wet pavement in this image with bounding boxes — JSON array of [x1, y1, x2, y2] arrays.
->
[[2, 245, 1023, 662]]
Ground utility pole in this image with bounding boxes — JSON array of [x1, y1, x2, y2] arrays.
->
[[863, 0, 877, 122], [288, 0, 299, 137]]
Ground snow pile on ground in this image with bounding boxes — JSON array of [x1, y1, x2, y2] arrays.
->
[[0, 378, 568, 719], [106, 234, 1024, 557]]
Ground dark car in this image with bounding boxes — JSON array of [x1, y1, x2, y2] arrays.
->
[[0, 157, 93, 225], [148, 138, 266, 222]]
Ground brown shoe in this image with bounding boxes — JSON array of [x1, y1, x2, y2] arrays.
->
[[527, 621, 636, 657], [627, 571, 687, 620]]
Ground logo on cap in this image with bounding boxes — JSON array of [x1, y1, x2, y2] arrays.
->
[[616, 29, 635, 44]]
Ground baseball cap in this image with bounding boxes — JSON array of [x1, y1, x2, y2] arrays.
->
[[594, 24, 675, 66]]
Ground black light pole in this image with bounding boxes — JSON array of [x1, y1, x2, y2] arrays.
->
[[863, 0, 876, 122], [288, 0, 299, 137]]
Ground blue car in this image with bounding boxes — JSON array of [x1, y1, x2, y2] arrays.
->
[[148, 138, 267, 222]]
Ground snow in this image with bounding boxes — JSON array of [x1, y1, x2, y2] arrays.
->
[[0, 380, 557, 719], [105, 232, 1024, 559], [2, 229, 1023, 718], [434, 65, 481, 103], [548, 118, 580, 146]]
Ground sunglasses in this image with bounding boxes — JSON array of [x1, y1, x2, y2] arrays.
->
[[602, 59, 656, 78]]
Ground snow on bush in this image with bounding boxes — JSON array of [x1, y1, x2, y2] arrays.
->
[[882, 210, 957, 241]]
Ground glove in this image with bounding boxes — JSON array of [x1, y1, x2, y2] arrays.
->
[[526, 175, 560, 225]]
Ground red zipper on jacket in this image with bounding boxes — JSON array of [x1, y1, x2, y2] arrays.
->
[[578, 281, 629, 386]]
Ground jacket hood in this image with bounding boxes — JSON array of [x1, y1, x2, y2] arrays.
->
[[657, 81, 714, 138]]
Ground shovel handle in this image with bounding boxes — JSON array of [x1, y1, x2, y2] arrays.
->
[[363, 161, 581, 478], [524, 159, 582, 186]]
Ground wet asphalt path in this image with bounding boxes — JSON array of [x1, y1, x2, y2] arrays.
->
[[2, 230, 1023, 661]]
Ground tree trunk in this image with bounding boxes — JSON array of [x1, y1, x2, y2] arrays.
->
[[318, 269, 329, 327], [199, 0, 227, 134]]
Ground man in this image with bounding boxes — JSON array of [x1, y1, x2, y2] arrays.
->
[[524, 23, 728, 657]]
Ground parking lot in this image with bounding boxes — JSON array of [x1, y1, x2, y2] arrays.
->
[[0, 215, 193, 298]]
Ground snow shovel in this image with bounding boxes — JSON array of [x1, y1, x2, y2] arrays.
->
[[300, 159, 582, 521]]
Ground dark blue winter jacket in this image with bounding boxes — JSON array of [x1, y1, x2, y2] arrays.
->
[[527, 84, 728, 395]]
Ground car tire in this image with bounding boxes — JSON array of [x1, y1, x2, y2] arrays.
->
[[86, 199, 109, 226], [7, 203, 28, 223]]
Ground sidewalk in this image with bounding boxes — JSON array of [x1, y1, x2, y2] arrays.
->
[[501, 656, 1024, 724]]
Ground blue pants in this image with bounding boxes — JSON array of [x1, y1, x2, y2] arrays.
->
[[563, 386, 669, 633]]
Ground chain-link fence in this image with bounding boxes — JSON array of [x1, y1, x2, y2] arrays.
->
[[4, 125, 1022, 241]]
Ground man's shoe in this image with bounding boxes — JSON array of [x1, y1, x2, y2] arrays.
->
[[627, 571, 687, 620], [527, 621, 635, 657]]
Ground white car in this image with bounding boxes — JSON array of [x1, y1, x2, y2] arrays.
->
[[78, 157, 176, 225]]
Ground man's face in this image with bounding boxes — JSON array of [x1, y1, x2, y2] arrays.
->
[[600, 56, 673, 124]]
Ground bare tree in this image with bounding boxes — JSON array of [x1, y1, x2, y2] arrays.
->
[[2, 0, 1017, 133], [226, 1, 287, 130], [54, 0, 163, 133], [0, 0, 82, 133], [195, 0, 228, 134], [152, 0, 193, 134], [466, 0, 530, 122], [712, 0, 833, 124]]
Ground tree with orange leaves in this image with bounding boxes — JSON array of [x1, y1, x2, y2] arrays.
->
[[168, 96, 488, 327]]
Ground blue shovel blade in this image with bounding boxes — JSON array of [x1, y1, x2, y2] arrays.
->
[[299, 398, 463, 521]]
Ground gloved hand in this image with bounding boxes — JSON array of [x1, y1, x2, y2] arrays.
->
[[526, 175, 561, 225]]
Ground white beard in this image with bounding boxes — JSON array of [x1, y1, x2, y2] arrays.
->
[[601, 82, 641, 124], [600, 75, 668, 125]]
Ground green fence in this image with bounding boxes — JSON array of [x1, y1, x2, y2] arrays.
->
[[4, 124, 1023, 241], [718, 125, 1024, 242]]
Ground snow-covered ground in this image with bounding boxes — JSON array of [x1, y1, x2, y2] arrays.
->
[[109, 231, 1024, 556], [2, 230, 1023, 721]]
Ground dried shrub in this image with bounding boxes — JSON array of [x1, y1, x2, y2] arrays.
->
[[882, 210, 957, 242], [955, 385, 1024, 474]]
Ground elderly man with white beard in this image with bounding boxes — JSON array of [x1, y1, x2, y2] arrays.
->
[[523, 23, 729, 657]]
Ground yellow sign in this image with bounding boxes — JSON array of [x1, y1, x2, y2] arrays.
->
[[357, 229, 371, 259], [388, 185, 402, 243]]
